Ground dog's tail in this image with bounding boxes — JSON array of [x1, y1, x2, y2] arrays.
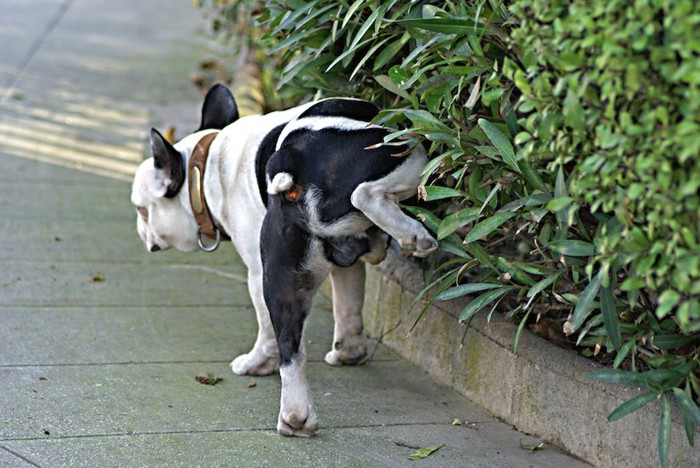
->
[[266, 147, 302, 195], [267, 172, 294, 195]]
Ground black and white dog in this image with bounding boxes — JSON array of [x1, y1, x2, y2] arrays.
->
[[131, 84, 437, 436]]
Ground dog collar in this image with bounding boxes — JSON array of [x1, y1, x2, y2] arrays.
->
[[188, 131, 230, 252]]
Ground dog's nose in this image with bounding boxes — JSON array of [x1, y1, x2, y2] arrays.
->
[[150, 245, 161, 252]]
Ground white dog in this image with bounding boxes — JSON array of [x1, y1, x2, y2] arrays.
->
[[131, 84, 437, 436]]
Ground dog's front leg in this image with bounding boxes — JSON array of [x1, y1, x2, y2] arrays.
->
[[230, 266, 280, 376], [325, 262, 368, 366]]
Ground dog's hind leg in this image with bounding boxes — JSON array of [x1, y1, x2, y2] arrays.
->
[[351, 152, 438, 257], [261, 198, 330, 437], [230, 265, 280, 376], [325, 261, 368, 366]]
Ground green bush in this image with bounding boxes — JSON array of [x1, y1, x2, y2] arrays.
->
[[196, 1, 699, 465]]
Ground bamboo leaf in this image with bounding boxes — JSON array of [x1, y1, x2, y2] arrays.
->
[[673, 388, 700, 426], [607, 391, 657, 422], [464, 212, 515, 244], [422, 185, 464, 201], [571, 273, 602, 332], [458, 288, 510, 323], [467, 243, 498, 273], [436, 283, 502, 301], [513, 308, 531, 354], [397, 18, 489, 35], [478, 118, 521, 173], [600, 286, 621, 350], [653, 334, 698, 350], [527, 271, 563, 299], [547, 239, 595, 257]]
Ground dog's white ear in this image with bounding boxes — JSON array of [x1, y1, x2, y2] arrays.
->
[[198, 83, 239, 131], [150, 128, 185, 198]]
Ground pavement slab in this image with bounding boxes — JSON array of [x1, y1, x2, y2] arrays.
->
[[0, 0, 590, 466]]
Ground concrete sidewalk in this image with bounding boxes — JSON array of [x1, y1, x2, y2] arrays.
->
[[0, 1, 588, 466]]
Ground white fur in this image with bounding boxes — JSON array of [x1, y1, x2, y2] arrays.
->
[[275, 116, 382, 151], [278, 352, 318, 437], [268, 172, 294, 194], [303, 186, 373, 238], [350, 147, 438, 257]]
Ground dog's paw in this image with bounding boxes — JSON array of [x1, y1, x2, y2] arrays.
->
[[277, 403, 319, 437], [230, 351, 279, 376], [399, 232, 438, 258], [324, 334, 368, 366]]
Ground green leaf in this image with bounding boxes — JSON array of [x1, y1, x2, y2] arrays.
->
[[656, 289, 680, 319], [520, 161, 549, 193], [673, 388, 700, 426], [402, 205, 441, 234], [600, 286, 622, 350], [436, 283, 502, 301], [408, 444, 444, 461], [423, 185, 464, 202], [547, 239, 595, 257], [563, 89, 586, 133], [571, 273, 602, 332], [464, 212, 516, 244], [620, 277, 645, 291], [342, 0, 366, 29], [397, 18, 487, 35], [374, 32, 410, 70], [478, 119, 521, 173], [519, 440, 544, 452], [452, 419, 463, 426], [546, 197, 575, 212], [375, 75, 417, 106], [513, 308, 531, 354], [467, 243, 498, 273], [586, 368, 644, 386], [526, 271, 563, 305], [653, 335, 697, 350], [458, 288, 510, 323], [437, 207, 479, 240], [607, 391, 657, 422], [659, 395, 671, 468]]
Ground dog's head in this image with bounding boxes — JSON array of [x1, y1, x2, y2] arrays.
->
[[130, 84, 239, 252]]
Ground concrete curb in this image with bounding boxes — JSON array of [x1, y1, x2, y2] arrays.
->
[[361, 251, 699, 467]]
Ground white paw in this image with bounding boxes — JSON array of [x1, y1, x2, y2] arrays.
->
[[277, 403, 319, 437], [230, 350, 279, 376], [324, 334, 368, 366], [399, 232, 438, 257]]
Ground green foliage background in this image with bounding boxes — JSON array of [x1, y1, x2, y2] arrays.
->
[[196, 0, 699, 464]]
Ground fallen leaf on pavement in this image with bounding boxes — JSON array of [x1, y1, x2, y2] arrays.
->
[[408, 444, 444, 461]]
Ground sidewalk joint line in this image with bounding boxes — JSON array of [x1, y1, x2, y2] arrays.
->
[[1, 0, 75, 105], [0, 421, 462, 444], [0, 444, 41, 467]]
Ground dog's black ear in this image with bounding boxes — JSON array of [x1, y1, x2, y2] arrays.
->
[[150, 128, 185, 198], [198, 83, 239, 131]]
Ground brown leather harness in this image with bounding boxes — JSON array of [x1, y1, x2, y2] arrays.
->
[[187, 131, 230, 251]]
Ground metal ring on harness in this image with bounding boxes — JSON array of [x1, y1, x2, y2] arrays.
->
[[197, 229, 221, 252]]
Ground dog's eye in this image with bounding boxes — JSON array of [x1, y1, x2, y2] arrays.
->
[[136, 207, 148, 222]]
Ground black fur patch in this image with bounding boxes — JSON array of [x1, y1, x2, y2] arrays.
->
[[322, 236, 369, 267], [299, 98, 379, 122], [267, 127, 409, 224], [255, 123, 288, 207]]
